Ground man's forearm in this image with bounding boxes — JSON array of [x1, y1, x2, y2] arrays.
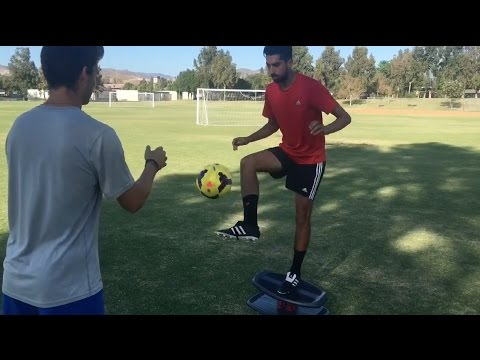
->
[[134, 163, 158, 201], [247, 122, 278, 143], [117, 162, 158, 213], [324, 114, 351, 135]]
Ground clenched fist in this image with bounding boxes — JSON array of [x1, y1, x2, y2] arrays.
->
[[232, 137, 250, 151], [145, 145, 167, 171]]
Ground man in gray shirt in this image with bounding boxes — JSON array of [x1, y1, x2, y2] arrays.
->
[[2, 46, 167, 315]]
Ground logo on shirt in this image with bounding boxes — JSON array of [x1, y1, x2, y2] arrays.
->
[[296, 100, 302, 106], [302, 187, 308, 193]]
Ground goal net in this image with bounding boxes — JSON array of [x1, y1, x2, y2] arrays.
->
[[196, 88, 266, 126]]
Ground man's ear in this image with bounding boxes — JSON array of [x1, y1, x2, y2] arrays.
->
[[79, 66, 89, 82]]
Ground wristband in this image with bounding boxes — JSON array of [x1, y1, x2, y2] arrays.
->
[[145, 159, 160, 172]]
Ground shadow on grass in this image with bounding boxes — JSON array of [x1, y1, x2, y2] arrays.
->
[[1, 142, 479, 315], [440, 101, 462, 109]]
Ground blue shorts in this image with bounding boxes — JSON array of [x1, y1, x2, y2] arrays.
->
[[2, 290, 105, 315]]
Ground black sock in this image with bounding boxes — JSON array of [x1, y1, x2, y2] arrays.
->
[[242, 194, 258, 227], [289, 249, 307, 278]]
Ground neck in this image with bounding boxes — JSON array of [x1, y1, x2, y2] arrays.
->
[[280, 70, 296, 90], [44, 87, 83, 109]]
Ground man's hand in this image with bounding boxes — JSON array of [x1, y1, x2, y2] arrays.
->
[[309, 120, 325, 135], [232, 137, 250, 151], [145, 145, 167, 170]]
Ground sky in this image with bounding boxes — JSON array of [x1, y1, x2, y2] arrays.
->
[[0, 46, 413, 78]]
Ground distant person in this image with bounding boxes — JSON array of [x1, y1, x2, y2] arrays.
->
[[215, 46, 351, 295], [2, 46, 167, 315]]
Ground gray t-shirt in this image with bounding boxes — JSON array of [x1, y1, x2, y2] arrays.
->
[[3, 105, 135, 308]]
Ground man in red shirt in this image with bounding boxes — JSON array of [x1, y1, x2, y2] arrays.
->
[[215, 46, 351, 295]]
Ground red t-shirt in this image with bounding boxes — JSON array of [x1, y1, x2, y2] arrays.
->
[[262, 73, 337, 164]]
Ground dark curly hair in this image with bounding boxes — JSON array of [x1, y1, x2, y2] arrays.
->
[[263, 46, 293, 62]]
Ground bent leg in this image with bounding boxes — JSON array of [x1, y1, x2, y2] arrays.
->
[[215, 149, 283, 240], [240, 148, 283, 197]]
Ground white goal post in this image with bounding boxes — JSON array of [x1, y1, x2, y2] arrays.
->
[[196, 88, 266, 126]]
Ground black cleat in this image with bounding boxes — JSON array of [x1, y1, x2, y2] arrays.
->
[[214, 221, 260, 241]]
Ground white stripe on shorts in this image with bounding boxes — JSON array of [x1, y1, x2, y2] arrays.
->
[[308, 162, 323, 200]]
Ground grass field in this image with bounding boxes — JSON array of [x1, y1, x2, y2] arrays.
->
[[0, 100, 479, 315]]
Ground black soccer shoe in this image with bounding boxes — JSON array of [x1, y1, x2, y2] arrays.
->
[[214, 221, 260, 241]]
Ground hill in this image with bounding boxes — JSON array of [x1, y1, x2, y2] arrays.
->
[[237, 68, 261, 78], [0, 64, 174, 83], [0, 64, 9, 75], [0, 64, 261, 83], [101, 68, 175, 84]]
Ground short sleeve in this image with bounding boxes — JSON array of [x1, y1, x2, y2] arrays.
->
[[262, 90, 274, 119], [311, 81, 337, 115], [90, 128, 135, 199]]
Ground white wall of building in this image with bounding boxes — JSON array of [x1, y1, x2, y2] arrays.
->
[[182, 91, 193, 100], [116, 90, 139, 101], [28, 89, 49, 99]]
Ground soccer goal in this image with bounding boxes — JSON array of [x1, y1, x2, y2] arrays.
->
[[196, 88, 266, 126], [108, 90, 155, 108]]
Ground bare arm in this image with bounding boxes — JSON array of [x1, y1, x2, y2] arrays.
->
[[117, 162, 159, 213], [117, 145, 167, 213], [309, 103, 352, 135], [247, 117, 279, 142], [232, 117, 279, 150]]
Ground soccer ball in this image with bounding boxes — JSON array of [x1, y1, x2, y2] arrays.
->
[[196, 163, 233, 199]]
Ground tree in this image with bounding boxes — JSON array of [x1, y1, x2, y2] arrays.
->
[[96, 66, 104, 91], [155, 77, 169, 90], [374, 73, 393, 98], [137, 79, 149, 92], [412, 46, 445, 94], [0, 74, 9, 90], [313, 46, 344, 93], [245, 73, 271, 90], [234, 78, 252, 89], [344, 47, 376, 95], [377, 61, 391, 77], [345, 47, 376, 78], [435, 47, 480, 96], [413, 46, 441, 77], [336, 74, 366, 106], [37, 69, 48, 99], [211, 50, 237, 89], [462, 46, 480, 91], [173, 69, 199, 96], [292, 46, 314, 77], [193, 46, 218, 88], [441, 80, 463, 109], [123, 82, 136, 90], [0, 74, 11, 94], [8, 47, 39, 99], [389, 49, 424, 96]]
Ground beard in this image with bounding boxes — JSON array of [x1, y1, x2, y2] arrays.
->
[[271, 73, 287, 83], [82, 79, 96, 105]]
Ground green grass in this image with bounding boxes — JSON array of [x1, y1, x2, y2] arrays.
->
[[0, 100, 479, 314]]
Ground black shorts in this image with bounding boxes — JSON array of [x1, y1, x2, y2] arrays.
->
[[268, 147, 326, 200]]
